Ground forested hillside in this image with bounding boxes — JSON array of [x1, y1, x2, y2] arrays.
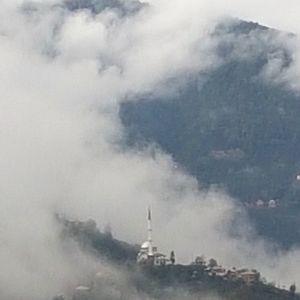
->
[[63, 0, 145, 15], [120, 20, 300, 205], [57, 219, 299, 300]]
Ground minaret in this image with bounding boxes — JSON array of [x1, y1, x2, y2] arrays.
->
[[147, 207, 153, 256]]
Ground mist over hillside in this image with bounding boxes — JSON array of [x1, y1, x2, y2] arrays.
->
[[3, 0, 300, 299], [121, 20, 299, 203], [57, 218, 300, 300], [120, 20, 300, 245], [120, 20, 300, 241], [63, 0, 145, 15]]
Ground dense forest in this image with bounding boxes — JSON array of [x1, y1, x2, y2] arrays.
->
[[121, 21, 300, 204], [119, 21, 300, 246], [62, 0, 145, 15]]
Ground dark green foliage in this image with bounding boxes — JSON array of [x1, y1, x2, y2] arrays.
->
[[120, 21, 300, 203], [290, 283, 296, 295], [63, 0, 146, 16], [170, 250, 175, 265], [141, 265, 299, 300], [119, 20, 300, 246], [62, 218, 300, 300], [121, 58, 300, 203], [247, 205, 300, 247], [61, 219, 138, 262], [208, 258, 218, 268]]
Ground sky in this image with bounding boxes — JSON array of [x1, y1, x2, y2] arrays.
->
[[1, 0, 300, 299]]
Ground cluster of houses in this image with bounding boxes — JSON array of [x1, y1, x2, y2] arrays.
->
[[210, 148, 245, 161], [193, 256, 260, 285], [136, 208, 261, 286], [56, 209, 264, 300], [245, 199, 279, 209]]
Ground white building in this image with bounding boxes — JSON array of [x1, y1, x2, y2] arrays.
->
[[137, 208, 168, 266], [268, 199, 277, 208]]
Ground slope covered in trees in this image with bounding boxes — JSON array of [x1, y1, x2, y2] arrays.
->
[[60, 218, 139, 262], [58, 219, 299, 300], [120, 20, 300, 247], [121, 20, 300, 205], [63, 0, 145, 15]]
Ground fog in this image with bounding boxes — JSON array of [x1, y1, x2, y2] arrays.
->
[[1, 0, 300, 299]]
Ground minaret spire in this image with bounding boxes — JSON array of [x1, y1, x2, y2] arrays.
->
[[137, 207, 167, 265], [147, 206, 153, 256]]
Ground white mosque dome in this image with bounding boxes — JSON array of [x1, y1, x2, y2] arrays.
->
[[137, 208, 166, 266], [268, 199, 276, 208], [141, 241, 150, 249]]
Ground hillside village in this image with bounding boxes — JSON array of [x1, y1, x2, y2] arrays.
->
[[54, 214, 298, 300]]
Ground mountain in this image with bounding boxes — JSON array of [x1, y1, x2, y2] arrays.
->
[[121, 20, 299, 203], [119, 20, 300, 246], [63, 0, 146, 15]]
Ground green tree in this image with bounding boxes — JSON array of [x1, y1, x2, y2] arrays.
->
[[208, 258, 218, 268], [170, 251, 175, 265], [290, 283, 296, 295]]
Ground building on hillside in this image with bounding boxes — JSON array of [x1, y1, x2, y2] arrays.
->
[[268, 199, 277, 208], [207, 266, 227, 277], [256, 199, 265, 207], [239, 270, 260, 285], [137, 208, 168, 266]]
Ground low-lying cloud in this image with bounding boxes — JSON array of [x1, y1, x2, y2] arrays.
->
[[1, 1, 300, 299]]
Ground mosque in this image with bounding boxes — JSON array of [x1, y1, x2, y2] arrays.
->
[[136, 208, 169, 266]]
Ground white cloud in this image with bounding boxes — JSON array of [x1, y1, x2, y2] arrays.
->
[[1, 1, 300, 299]]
